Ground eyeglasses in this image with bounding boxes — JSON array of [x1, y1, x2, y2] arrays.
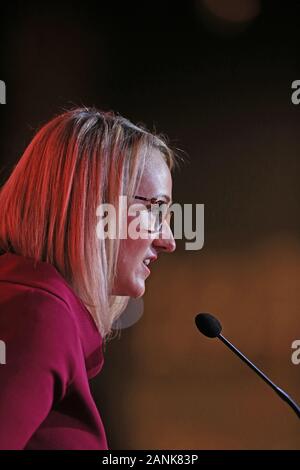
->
[[133, 195, 171, 233]]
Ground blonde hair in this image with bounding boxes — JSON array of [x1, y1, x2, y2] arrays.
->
[[0, 107, 176, 342]]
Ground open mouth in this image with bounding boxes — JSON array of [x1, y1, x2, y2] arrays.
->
[[142, 259, 151, 275]]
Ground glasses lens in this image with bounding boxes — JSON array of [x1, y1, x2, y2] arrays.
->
[[152, 203, 169, 232], [132, 197, 170, 233]]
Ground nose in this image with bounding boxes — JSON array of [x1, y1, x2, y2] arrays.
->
[[152, 221, 176, 253]]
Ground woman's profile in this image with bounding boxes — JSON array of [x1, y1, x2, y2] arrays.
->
[[0, 107, 177, 450]]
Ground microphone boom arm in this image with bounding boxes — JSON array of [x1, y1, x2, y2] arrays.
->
[[218, 333, 300, 419]]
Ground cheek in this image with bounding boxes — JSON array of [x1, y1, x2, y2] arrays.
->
[[114, 238, 152, 296], [120, 238, 149, 270]]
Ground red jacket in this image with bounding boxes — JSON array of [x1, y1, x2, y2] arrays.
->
[[0, 252, 108, 450]]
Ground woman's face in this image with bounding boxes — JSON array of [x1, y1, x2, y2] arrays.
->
[[113, 149, 176, 297]]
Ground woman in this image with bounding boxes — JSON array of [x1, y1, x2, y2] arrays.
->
[[0, 107, 177, 450]]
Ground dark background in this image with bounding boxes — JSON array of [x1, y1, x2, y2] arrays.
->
[[1, 0, 300, 449]]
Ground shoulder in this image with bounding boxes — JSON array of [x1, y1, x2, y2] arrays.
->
[[23, 287, 80, 338], [0, 286, 82, 384], [0, 286, 79, 337]]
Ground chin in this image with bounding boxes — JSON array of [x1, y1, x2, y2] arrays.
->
[[112, 272, 146, 297], [127, 279, 145, 298], [112, 283, 145, 297]]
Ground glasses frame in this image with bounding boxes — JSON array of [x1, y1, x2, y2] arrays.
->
[[133, 195, 170, 233]]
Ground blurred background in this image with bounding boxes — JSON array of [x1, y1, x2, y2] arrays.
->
[[1, 0, 300, 449]]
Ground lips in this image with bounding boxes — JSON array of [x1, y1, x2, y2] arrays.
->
[[142, 261, 151, 276], [143, 255, 157, 266], [142, 255, 157, 276]]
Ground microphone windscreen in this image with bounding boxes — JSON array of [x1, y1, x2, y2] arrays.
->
[[195, 313, 222, 338]]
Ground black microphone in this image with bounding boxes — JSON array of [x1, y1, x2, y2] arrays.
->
[[195, 312, 300, 419]]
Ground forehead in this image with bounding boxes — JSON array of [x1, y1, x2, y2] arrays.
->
[[138, 148, 172, 197]]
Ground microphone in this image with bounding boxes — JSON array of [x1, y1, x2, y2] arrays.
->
[[195, 312, 300, 419]]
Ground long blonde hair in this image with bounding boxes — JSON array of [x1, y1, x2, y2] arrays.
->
[[0, 107, 176, 342]]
